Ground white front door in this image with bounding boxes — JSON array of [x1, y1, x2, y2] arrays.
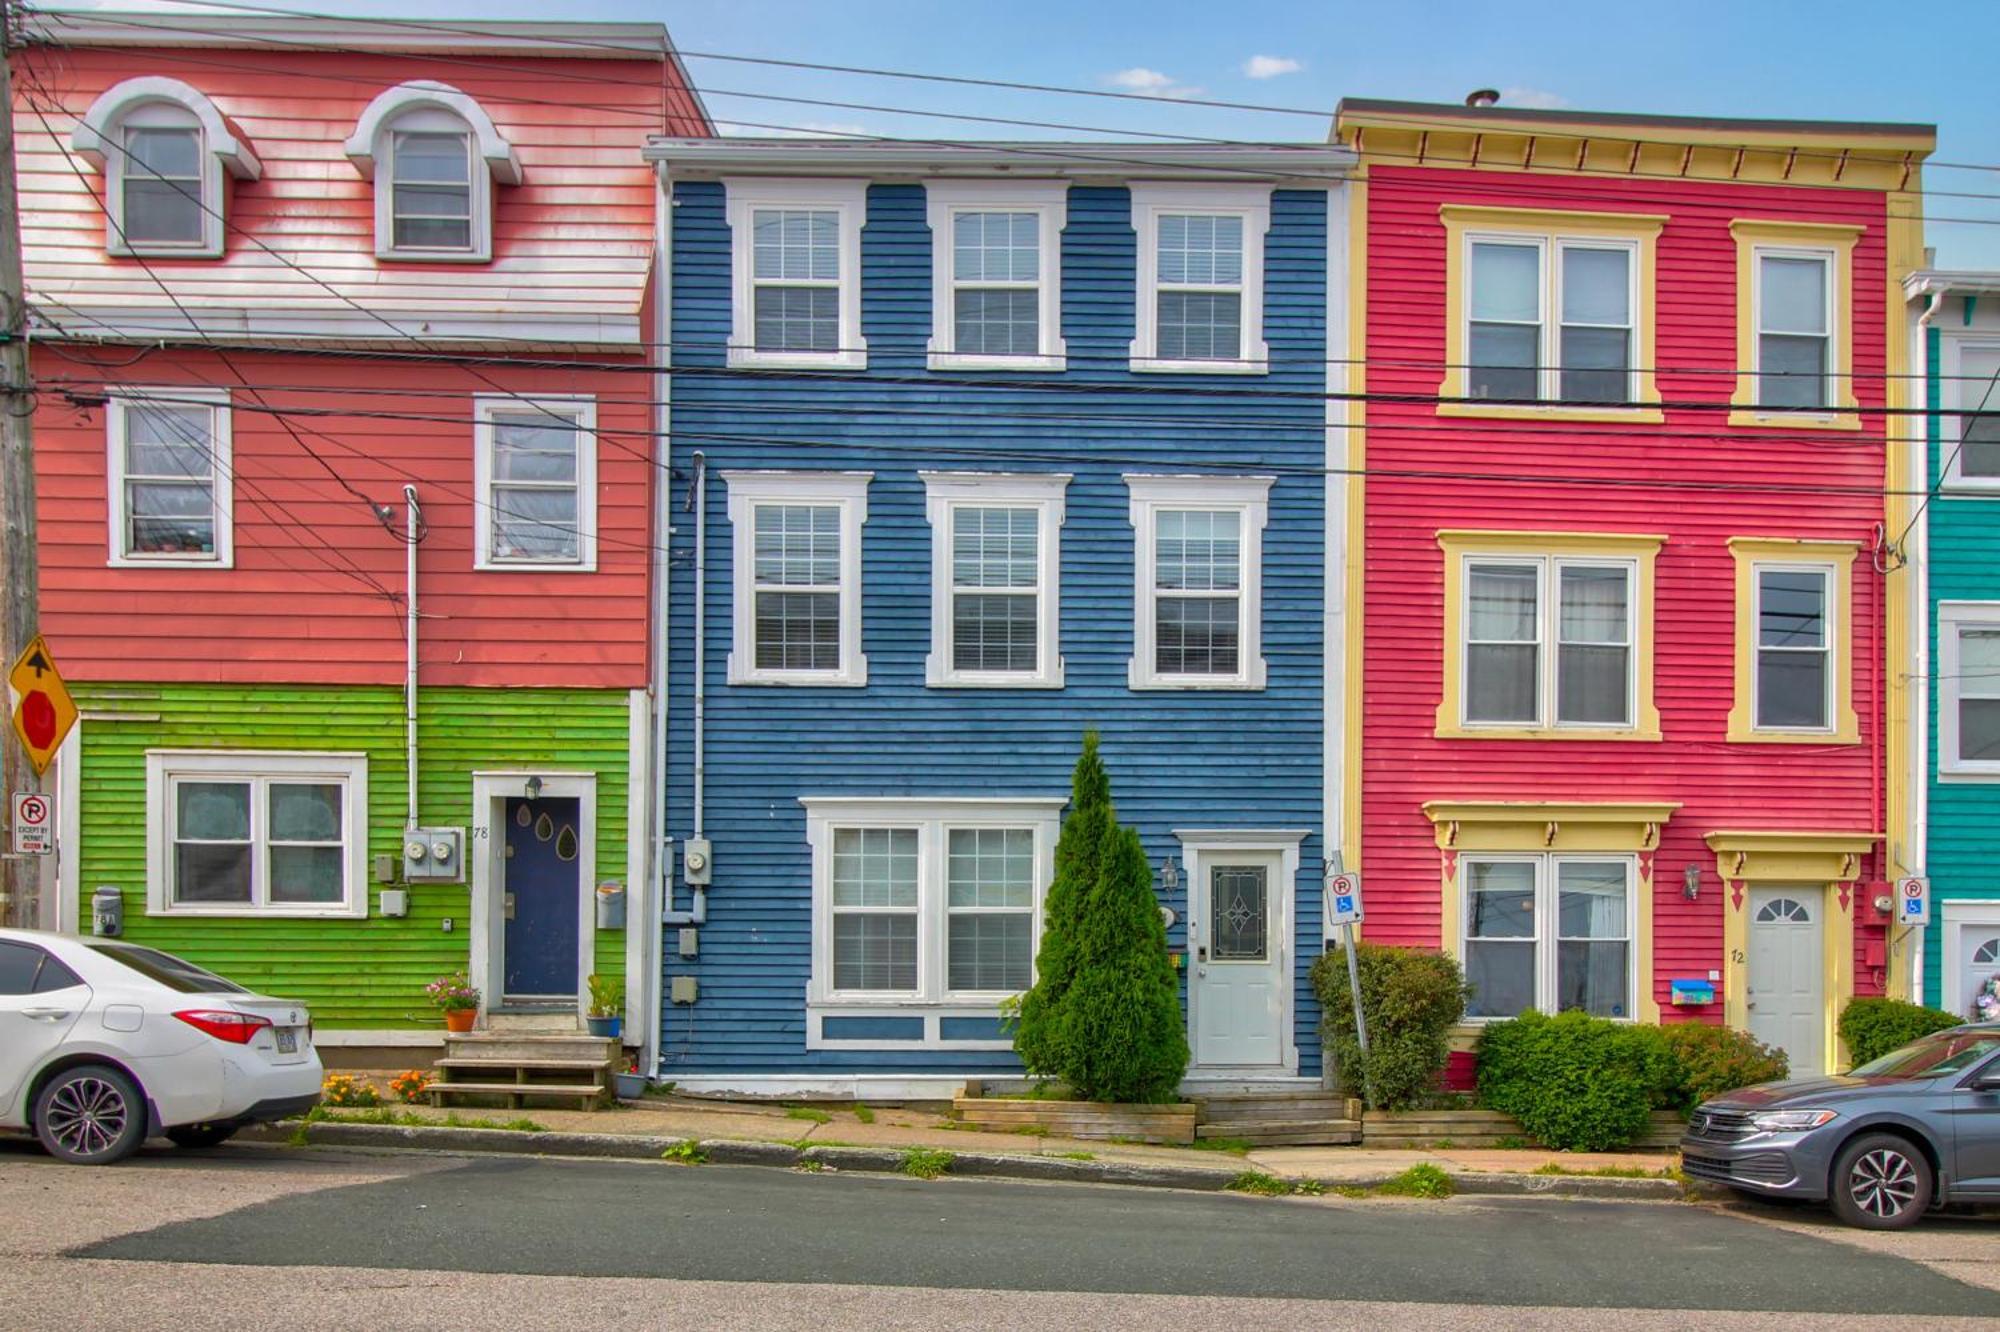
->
[[1192, 853, 1285, 1069], [1748, 886, 1825, 1074], [1957, 926, 2000, 1022]]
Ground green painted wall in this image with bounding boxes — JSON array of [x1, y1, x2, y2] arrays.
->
[[72, 682, 635, 1028]]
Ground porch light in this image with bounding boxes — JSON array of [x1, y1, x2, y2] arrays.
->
[[1683, 864, 1702, 901], [1159, 854, 1180, 894], [523, 775, 543, 799]]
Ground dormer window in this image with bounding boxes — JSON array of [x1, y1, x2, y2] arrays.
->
[[344, 82, 520, 264], [72, 77, 261, 259]]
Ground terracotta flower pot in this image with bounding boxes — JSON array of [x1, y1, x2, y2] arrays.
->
[[443, 1008, 477, 1033]]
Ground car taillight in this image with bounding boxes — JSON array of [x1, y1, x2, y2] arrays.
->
[[174, 1009, 274, 1045]]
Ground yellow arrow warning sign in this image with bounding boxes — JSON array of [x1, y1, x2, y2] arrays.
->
[[9, 636, 78, 776]]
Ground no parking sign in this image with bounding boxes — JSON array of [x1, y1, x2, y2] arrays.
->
[[1896, 876, 1930, 926], [11, 792, 52, 855]]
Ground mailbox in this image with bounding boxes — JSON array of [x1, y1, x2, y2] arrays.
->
[[1669, 978, 1716, 1006]]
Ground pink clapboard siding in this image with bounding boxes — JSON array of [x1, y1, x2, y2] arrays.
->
[[1358, 164, 1893, 1015]]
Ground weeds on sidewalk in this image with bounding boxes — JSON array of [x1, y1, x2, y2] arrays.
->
[[1190, 1136, 1253, 1156], [1225, 1171, 1324, 1198], [662, 1139, 707, 1165], [852, 1104, 877, 1124], [794, 1159, 825, 1174], [901, 1147, 954, 1180], [1376, 1164, 1454, 1199], [1051, 1150, 1095, 1161], [1530, 1161, 1673, 1180], [784, 1106, 832, 1125]]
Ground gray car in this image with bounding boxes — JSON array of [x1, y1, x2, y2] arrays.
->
[[1680, 1023, 2000, 1228]]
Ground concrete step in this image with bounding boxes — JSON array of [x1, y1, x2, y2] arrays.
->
[[434, 1057, 611, 1074], [485, 1012, 583, 1034]]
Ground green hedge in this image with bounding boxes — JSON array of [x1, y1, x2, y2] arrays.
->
[[1477, 1011, 1677, 1151], [1658, 1022, 1788, 1112], [1309, 944, 1469, 1110], [1838, 998, 1963, 1067]]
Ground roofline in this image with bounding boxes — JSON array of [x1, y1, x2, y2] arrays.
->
[[1335, 97, 1935, 154], [25, 12, 673, 58], [1905, 269, 2000, 300], [645, 139, 1355, 182]]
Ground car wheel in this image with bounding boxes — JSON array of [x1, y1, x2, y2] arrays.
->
[[165, 1123, 238, 1150], [34, 1065, 148, 1165], [1829, 1133, 1933, 1230]]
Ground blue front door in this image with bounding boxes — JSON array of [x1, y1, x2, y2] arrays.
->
[[503, 796, 581, 1001]]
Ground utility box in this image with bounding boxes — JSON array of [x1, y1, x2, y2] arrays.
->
[[379, 888, 409, 919], [670, 975, 699, 1004], [402, 826, 464, 882], [683, 837, 713, 886]]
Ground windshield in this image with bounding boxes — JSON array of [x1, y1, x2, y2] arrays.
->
[[1849, 1030, 2000, 1078], [85, 942, 246, 994]]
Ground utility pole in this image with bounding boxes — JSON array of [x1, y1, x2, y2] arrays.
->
[[0, 0, 42, 930]]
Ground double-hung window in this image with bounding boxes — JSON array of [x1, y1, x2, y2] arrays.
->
[[1728, 538, 1857, 742], [926, 182, 1066, 369], [107, 388, 232, 567], [1127, 475, 1272, 689], [725, 471, 871, 686], [473, 396, 597, 570], [389, 128, 473, 252], [726, 179, 868, 370], [1438, 532, 1661, 739], [145, 751, 369, 918], [1754, 251, 1833, 410], [1730, 220, 1861, 426], [75, 79, 259, 259], [922, 472, 1068, 687], [1945, 340, 2000, 487], [343, 83, 518, 263], [1131, 183, 1270, 373], [1940, 603, 2000, 775], [122, 120, 205, 248], [805, 798, 1062, 1049], [1463, 855, 1635, 1020]]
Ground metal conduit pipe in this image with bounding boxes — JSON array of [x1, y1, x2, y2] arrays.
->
[[664, 448, 707, 928], [404, 485, 421, 828]]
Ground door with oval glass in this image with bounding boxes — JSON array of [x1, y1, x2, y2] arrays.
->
[[1191, 851, 1286, 1070], [1748, 885, 1825, 1075], [503, 796, 582, 1003]]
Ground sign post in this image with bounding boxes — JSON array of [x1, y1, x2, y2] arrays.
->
[[1325, 867, 1372, 1106]]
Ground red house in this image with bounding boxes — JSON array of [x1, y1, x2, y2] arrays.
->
[[1335, 100, 1933, 1076]]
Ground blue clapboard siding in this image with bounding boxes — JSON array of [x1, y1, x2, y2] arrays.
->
[[662, 180, 1330, 1075]]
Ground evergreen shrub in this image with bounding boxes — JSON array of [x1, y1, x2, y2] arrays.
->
[[1657, 1022, 1788, 1112], [1838, 997, 1964, 1067], [1476, 1010, 1675, 1151], [1308, 944, 1469, 1109]]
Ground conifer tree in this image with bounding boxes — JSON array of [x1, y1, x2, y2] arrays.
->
[[1011, 731, 1111, 1076]]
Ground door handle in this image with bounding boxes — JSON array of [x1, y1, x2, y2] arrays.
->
[[22, 1007, 70, 1021], [503, 892, 516, 921]]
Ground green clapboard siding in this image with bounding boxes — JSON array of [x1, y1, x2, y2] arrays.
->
[[71, 683, 634, 1028]]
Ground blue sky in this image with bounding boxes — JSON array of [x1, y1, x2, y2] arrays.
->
[[54, 0, 2000, 266]]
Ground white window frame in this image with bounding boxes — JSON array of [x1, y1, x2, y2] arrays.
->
[[920, 472, 1069, 688], [1751, 560, 1837, 735], [1751, 245, 1837, 413], [925, 180, 1067, 371], [1460, 852, 1638, 1022], [73, 77, 261, 260], [343, 81, 519, 265], [725, 177, 868, 371], [802, 796, 1063, 1049], [1943, 336, 2000, 492], [144, 750, 369, 919], [1939, 601, 2000, 778], [1130, 182, 1272, 375], [1463, 232, 1642, 404], [724, 470, 871, 686], [472, 395, 598, 572], [1126, 474, 1272, 690], [105, 386, 233, 569], [1458, 553, 1638, 731]]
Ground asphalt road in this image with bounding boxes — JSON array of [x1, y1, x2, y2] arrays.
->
[[4, 1140, 1998, 1329]]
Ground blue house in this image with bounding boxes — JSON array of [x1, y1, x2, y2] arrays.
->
[[643, 139, 1356, 1095], [1906, 270, 2000, 1020]]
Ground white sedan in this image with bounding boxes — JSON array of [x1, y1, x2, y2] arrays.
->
[[0, 928, 321, 1164]]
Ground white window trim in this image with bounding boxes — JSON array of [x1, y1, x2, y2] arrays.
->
[[144, 750, 369, 920], [1460, 852, 1638, 1023], [1752, 560, 1838, 735], [344, 81, 520, 265], [723, 470, 871, 686], [105, 386, 233, 569], [1458, 552, 1638, 731], [472, 395, 598, 572], [1942, 900, 2000, 1021], [73, 76, 261, 260], [924, 180, 1067, 371], [1465, 231, 1642, 403], [920, 471, 1069, 688], [1938, 601, 2000, 779], [802, 796, 1064, 1050], [724, 177, 868, 371], [1126, 473, 1273, 690], [1942, 335, 2000, 492], [1130, 182, 1272, 375], [1751, 244, 1838, 416]]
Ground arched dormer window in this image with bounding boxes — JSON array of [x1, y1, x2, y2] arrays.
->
[[71, 77, 260, 259], [343, 81, 520, 264]]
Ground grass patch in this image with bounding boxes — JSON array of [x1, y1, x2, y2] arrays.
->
[[1106, 1135, 1147, 1146], [1017, 1082, 1078, 1102], [661, 1139, 707, 1165], [901, 1147, 954, 1180], [1190, 1136, 1254, 1156], [784, 1105, 832, 1125], [1330, 1184, 1370, 1199], [1530, 1162, 1671, 1180], [1492, 1135, 1534, 1150], [850, 1103, 876, 1124], [306, 1106, 544, 1133], [1375, 1164, 1455, 1199], [1051, 1150, 1095, 1161], [1009, 1123, 1051, 1138], [639, 1081, 679, 1100], [1226, 1170, 1292, 1197], [285, 1124, 310, 1147], [793, 1159, 825, 1173], [1291, 1178, 1327, 1196]]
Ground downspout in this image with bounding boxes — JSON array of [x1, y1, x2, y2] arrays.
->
[[404, 485, 421, 829], [1907, 286, 1946, 1002]]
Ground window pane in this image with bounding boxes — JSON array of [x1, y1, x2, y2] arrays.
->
[[753, 209, 839, 282], [1157, 291, 1242, 361], [1759, 571, 1826, 648], [178, 781, 249, 840], [953, 593, 1037, 672], [269, 846, 344, 904], [490, 487, 580, 561], [492, 415, 579, 483], [127, 126, 201, 178], [123, 179, 204, 245], [1557, 861, 1627, 938], [832, 914, 917, 991], [947, 828, 1034, 908], [393, 183, 472, 222], [126, 405, 213, 478], [1557, 942, 1629, 1017], [1156, 510, 1240, 592], [1156, 596, 1240, 676], [128, 483, 216, 554], [1558, 645, 1629, 725], [1561, 247, 1629, 325], [753, 590, 840, 671], [1961, 627, 2000, 691], [948, 913, 1032, 991], [953, 211, 1039, 283], [174, 844, 252, 904], [269, 783, 340, 841], [393, 214, 472, 250], [1469, 564, 1537, 640], [1470, 242, 1540, 322], [1961, 699, 2000, 762], [1758, 651, 1829, 729], [1210, 866, 1269, 962], [1466, 861, 1535, 938], [1468, 323, 1540, 400], [753, 286, 840, 352], [754, 504, 840, 586], [1759, 333, 1829, 410], [1467, 645, 1536, 722], [1558, 326, 1630, 403], [954, 289, 1041, 357], [1467, 941, 1535, 1018], [1158, 213, 1242, 286], [392, 132, 469, 185], [831, 828, 917, 909], [1958, 347, 2000, 475], [1761, 255, 1827, 335], [953, 507, 1037, 588], [1559, 567, 1628, 644]]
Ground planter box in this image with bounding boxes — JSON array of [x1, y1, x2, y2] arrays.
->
[[1362, 1107, 1683, 1150], [953, 1095, 1197, 1145]]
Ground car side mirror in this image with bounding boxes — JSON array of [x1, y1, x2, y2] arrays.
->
[[1977, 1074, 2000, 1093]]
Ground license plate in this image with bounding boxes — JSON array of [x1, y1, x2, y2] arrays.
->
[[275, 1028, 298, 1054]]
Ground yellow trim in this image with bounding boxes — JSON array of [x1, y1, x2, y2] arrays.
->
[[1709, 830, 1878, 1072], [1429, 800, 1676, 1025], [1342, 168, 1368, 898], [1438, 205, 1664, 418], [1436, 530, 1665, 740], [1727, 220, 1863, 430], [1726, 537, 1861, 744], [1882, 183, 1926, 1001]]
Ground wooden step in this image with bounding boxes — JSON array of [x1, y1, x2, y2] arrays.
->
[[1195, 1101, 1357, 1123], [433, 1057, 611, 1074], [429, 1080, 606, 1110], [1198, 1118, 1362, 1145]]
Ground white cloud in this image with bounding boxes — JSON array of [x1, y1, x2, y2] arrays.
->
[[1499, 87, 1568, 110], [1242, 55, 1304, 80], [1104, 67, 1204, 100]]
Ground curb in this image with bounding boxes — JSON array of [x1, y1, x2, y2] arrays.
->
[[241, 1120, 1683, 1201]]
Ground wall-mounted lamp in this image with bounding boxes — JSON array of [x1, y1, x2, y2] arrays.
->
[[1159, 854, 1180, 894], [524, 775, 543, 799], [1683, 864, 1702, 902]]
